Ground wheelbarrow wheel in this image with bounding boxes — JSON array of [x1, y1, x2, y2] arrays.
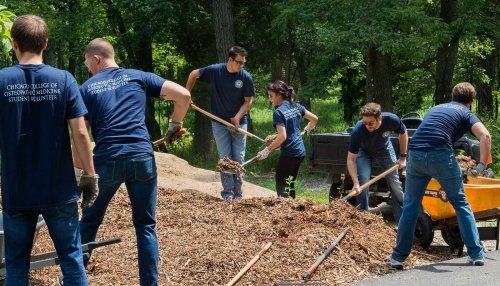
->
[[329, 183, 342, 202], [414, 210, 434, 249]]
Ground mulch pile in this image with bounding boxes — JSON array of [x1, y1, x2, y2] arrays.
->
[[27, 187, 454, 285]]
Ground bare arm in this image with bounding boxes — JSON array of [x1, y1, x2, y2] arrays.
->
[[347, 151, 361, 194], [471, 122, 492, 165], [160, 80, 191, 123], [397, 129, 408, 168], [267, 125, 287, 151], [233, 96, 253, 121], [304, 109, 318, 131], [69, 117, 96, 175], [185, 69, 199, 92]]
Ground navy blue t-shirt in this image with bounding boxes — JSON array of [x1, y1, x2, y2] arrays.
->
[[198, 63, 255, 124], [273, 101, 306, 157], [349, 112, 406, 155], [0, 64, 87, 209], [409, 101, 480, 151], [80, 67, 165, 162]]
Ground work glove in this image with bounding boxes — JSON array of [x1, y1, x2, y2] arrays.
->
[[229, 117, 240, 133], [165, 120, 183, 144], [467, 162, 487, 178], [303, 124, 314, 135], [256, 147, 271, 160], [79, 173, 99, 208]]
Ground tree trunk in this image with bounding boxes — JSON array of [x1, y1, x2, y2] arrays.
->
[[364, 45, 393, 111], [133, 33, 163, 146], [191, 0, 234, 155], [434, 0, 459, 105], [476, 39, 497, 117], [193, 88, 215, 157], [341, 68, 364, 124], [212, 0, 234, 62]]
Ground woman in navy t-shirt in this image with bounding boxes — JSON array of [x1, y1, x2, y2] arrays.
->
[[257, 80, 318, 198]]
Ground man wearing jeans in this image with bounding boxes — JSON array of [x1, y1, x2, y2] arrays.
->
[[78, 38, 191, 285], [347, 102, 407, 224], [186, 46, 255, 201], [388, 82, 490, 269], [0, 15, 97, 285]]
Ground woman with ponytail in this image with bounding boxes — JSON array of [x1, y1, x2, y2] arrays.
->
[[257, 80, 318, 198]]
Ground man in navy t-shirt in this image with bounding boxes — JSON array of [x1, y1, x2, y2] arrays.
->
[[389, 82, 491, 269], [78, 38, 190, 286], [186, 46, 255, 201], [347, 103, 407, 224], [0, 15, 97, 286]]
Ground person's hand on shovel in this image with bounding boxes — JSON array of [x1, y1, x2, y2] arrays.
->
[[165, 120, 184, 144], [229, 117, 240, 133], [256, 147, 271, 160]]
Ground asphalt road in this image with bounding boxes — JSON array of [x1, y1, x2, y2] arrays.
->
[[350, 249, 500, 286]]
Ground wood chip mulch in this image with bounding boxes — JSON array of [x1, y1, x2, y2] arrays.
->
[[26, 187, 455, 285]]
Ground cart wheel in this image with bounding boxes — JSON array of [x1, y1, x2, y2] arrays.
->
[[441, 226, 464, 255], [414, 210, 434, 248], [329, 183, 342, 202]]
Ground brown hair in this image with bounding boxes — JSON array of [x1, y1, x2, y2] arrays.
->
[[266, 80, 297, 103], [11, 15, 48, 54], [84, 38, 115, 59], [452, 82, 476, 104], [360, 102, 382, 117], [228, 46, 247, 59]]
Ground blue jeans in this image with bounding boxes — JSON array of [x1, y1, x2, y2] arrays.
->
[[3, 203, 87, 286], [356, 144, 403, 223], [79, 153, 158, 286], [212, 121, 247, 200], [392, 149, 484, 262]]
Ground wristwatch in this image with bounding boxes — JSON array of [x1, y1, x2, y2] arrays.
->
[[400, 153, 407, 158]]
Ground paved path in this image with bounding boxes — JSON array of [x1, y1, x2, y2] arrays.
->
[[350, 249, 500, 286]]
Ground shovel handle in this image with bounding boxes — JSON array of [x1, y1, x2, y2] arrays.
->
[[226, 242, 273, 286], [153, 128, 187, 146], [342, 164, 399, 201], [190, 103, 265, 143]]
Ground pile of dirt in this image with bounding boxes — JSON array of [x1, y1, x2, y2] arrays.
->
[[25, 152, 454, 285]]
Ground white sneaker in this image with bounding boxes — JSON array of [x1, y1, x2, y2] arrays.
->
[[467, 256, 485, 266], [386, 257, 404, 270]]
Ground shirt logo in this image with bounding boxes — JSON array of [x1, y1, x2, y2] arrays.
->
[[382, 131, 391, 138], [235, 80, 243, 88]]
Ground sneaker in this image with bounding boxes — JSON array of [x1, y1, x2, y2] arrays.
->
[[467, 256, 485, 266], [386, 257, 404, 270]]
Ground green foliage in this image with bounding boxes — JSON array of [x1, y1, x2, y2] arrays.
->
[[0, 5, 15, 55]]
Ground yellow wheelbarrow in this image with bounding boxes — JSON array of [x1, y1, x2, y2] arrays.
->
[[415, 177, 500, 253]]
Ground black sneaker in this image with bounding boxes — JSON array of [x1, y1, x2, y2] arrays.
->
[[467, 256, 485, 266], [386, 257, 404, 270]]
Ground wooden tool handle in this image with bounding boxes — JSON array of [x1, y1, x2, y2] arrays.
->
[[153, 128, 187, 146], [190, 103, 265, 143], [226, 242, 273, 286], [342, 164, 399, 201]]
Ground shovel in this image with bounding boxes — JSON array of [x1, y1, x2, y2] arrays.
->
[[217, 131, 307, 174], [190, 102, 265, 143], [217, 155, 260, 174], [341, 164, 399, 201], [152, 128, 187, 146]]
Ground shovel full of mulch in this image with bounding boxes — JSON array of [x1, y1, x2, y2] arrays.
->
[[216, 155, 259, 174]]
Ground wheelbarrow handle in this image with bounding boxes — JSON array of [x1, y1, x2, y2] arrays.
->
[[342, 164, 399, 201], [190, 102, 265, 143], [82, 237, 122, 252]]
